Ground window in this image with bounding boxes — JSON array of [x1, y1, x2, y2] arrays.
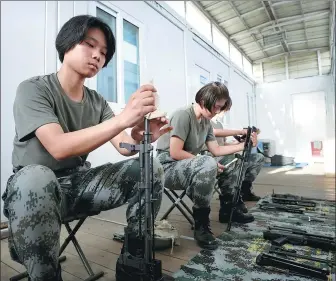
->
[[123, 20, 140, 103], [96, 8, 117, 102], [212, 25, 229, 57], [165, 1, 185, 18], [243, 56, 253, 77], [186, 2, 212, 42], [96, 6, 141, 104], [230, 43, 243, 69]]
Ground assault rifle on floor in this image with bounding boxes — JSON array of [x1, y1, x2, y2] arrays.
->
[[271, 190, 317, 207], [256, 252, 330, 280], [263, 225, 336, 252], [268, 245, 335, 267], [259, 202, 304, 214]]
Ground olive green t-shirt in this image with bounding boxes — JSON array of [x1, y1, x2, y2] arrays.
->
[[156, 105, 216, 155], [12, 73, 115, 171]]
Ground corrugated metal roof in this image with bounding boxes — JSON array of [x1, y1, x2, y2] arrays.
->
[[197, 0, 333, 64]]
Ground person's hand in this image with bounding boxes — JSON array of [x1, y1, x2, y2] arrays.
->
[[131, 117, 173, 143], [240, 128, 248, 136], [217, 163, 225, 174], [119, 84, 157, 128], [251, 132, 258, 147]]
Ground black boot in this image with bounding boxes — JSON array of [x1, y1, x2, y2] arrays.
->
[[219, 194, 254, 224], [193, 207, 219, 250], [241, 181, 261, 201], [238, 195, 248, 213]]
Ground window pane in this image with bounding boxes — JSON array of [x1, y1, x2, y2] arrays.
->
[[230, 43, 242, 69], [212, 25, 229, 57], [165, 1, 185, 18], [123, 20, 140, 103], [96, 8, 117, 102], [243, 56, 253, 77], [186, 2, 212, 42]]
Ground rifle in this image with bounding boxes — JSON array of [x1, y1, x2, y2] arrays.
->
[[117, 117, 165, 281], [263, 225, 336, 252], [259, 202, 304, 214], [226, 126, 256, 231], [268, 245, 335, 267], [271, 190, 324, 207], [256, 253, 330, 280]]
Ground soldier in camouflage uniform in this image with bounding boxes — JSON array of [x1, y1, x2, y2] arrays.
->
[[207, 115, 264, 202], [2, 15, 171, 281], [156, 82, 257, 250]]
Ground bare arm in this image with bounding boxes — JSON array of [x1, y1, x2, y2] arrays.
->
[[213, 128, 245, 138], [206, 140, 244, 157], [110, 130, 139, 156], [36, 115, 126, 161], [170, 136, 195, 160]]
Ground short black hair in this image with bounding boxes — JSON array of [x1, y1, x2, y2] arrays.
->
[[56, 15, 116, 67], [195, 81, 231, 112]]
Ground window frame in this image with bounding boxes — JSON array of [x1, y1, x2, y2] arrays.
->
[[87, 1, 144, 112]]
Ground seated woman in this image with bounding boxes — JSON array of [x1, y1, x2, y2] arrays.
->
[[156, 82, 257, 250], [208, 113, 264, 202], [201, 102, 264, 202]]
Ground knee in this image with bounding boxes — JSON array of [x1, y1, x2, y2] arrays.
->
[[8, 165, 60, 205], [255, 153, 265, 163], [152, 158, 165, 187], [196, 155, 218, 174]]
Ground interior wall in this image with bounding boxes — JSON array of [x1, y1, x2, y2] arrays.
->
[[0, 1, 255, 222], [256, 75, 334, 174]]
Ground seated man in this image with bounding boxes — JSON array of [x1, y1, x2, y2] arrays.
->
[[2, 15, 171, 281], [209, 114, 264, 202], [156, 82, 257, 250]]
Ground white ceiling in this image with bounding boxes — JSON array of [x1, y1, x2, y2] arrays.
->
[[195, 0, 335, 63]]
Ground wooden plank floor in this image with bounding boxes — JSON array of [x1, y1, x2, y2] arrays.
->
[[1, 163, 335, 280]]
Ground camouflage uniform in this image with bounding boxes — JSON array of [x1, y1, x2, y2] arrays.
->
[[215, 153, 265, 196], [3, 74, 165, 281], [157, 151, 264, 203], [2, 159, 164, 281]]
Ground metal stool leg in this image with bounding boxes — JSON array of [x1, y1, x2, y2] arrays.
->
[[161, 189, 194, 227]]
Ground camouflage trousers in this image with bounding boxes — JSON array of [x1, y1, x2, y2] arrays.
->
[[2, 158, 164, 281], [157, 152, 264, 208]]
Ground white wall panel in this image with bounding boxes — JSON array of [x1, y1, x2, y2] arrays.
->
[[256, 75, 334, 174], [1, 1, 47, 222]]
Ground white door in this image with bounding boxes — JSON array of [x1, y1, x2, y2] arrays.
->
[[291, 92, 326, 163]]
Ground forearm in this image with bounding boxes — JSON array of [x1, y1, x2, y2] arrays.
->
[[212, 142, 244, 157], [52, 116, 126, 160], [118, 132, 140, 156], [170, 149, 195, 161], [213, 128, 243, 137]]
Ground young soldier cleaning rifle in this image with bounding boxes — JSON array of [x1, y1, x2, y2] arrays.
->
[[2, 15, 171, 281], [201, 98, 264, 207], [156, 82, 258, 250]]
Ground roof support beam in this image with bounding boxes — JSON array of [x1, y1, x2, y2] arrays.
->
[[217, 7, 265, 25], [254, 47, 329, 63], [299, 1, 309, 47], [191, 1, 252, 63], [227, 1, 268, 58], [272, 1, 301, 7], [230, 10, 329, 39], [246, 36, 329, 56], [262, 1, 289, 52], [317, 50, 322, 75], [285, 55, 289, 79]]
